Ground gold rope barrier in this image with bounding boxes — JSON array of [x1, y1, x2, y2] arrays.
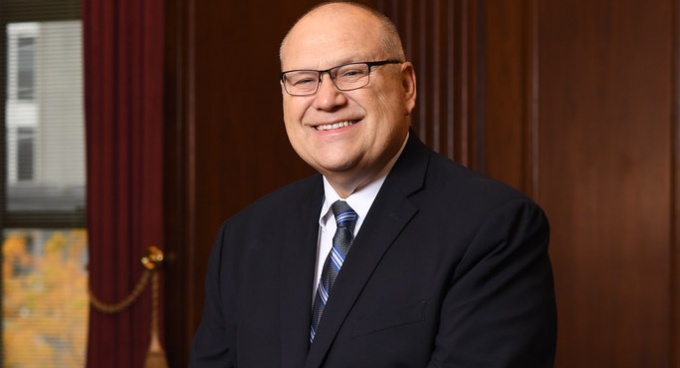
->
[[89, 246, 169, 368], [89, 270, 151, 313]]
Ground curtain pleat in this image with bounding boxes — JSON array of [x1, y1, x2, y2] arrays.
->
[[83, 0, 164, 365]]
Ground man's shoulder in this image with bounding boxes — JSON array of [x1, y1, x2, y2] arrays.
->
[[424, 150, 534, 208], [387, 135, 533, 210], [230, 173, 323, 222]]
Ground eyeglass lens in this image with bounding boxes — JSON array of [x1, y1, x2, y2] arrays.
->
[[284, 63, 370, 96]]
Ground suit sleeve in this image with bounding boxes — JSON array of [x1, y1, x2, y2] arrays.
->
[[428, 198, 557, 367], [189, 223, 237, 368]]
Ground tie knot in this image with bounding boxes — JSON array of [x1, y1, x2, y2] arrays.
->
[[331, 200, 358, 232]]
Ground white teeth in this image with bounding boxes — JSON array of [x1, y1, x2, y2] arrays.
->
[[315, 121, 355, 131]]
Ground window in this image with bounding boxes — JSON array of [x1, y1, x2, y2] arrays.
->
[[16, 127, 34, 181], [1, 0, 86, 366], [16, 35, 35, 100]]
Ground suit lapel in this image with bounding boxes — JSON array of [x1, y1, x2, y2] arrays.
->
[[304, 133, 430, 368], [280, 176, 324, 368]]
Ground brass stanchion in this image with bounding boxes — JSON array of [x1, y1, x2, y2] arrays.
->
[[89, 246, 169, 368], [142, 246, 168, 368]]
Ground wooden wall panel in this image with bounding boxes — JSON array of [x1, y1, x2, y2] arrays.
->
[[537, 1, 674, 366], [675, 0, 680, 361], [482, 0, 538, 194], [377, 0, 478, 167], [377, 0, 535, 192]]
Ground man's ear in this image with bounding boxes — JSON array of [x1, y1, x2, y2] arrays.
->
[[401, 62, 417, 115]]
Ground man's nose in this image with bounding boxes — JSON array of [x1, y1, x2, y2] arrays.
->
[[313, 73, 346, 109]]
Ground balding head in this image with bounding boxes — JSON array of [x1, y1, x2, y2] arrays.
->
[[279, 2, 405, 68]]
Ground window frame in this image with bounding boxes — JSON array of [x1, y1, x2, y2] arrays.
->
[[0, 0, 83, 229]]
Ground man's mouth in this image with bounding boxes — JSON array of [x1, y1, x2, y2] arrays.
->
[[315, 120, 356, 131]]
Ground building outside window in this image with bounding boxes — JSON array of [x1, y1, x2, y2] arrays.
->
[[2, 1, 87, 366]]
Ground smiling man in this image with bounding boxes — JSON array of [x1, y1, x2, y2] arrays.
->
[[190, 2, 557, 368], [279, 3, 415, 199]]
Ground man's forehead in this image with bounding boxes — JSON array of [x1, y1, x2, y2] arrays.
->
[[281, 15, 381, 69], [282, 38, 377, 71]]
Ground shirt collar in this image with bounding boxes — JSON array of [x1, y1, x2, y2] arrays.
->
[[319, 174, 385, 228]]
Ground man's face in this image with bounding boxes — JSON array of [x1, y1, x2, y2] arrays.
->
[[280, 5, 416, 196]]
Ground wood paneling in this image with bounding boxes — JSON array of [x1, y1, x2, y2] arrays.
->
[[538, 0, 674, 366], [377, 0, 479, 167], [376, 0, 537, 192], [481, 0, 539, 194], [675, 1, 680, 363]]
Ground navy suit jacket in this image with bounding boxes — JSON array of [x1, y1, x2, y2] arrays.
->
[[190, 133, 557, 367]]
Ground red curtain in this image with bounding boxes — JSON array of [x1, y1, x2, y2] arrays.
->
[[83, 0, 165, 366]]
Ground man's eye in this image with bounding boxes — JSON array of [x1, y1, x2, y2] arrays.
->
[[293, 78, 316, 86], [339, 69, 366, 78]]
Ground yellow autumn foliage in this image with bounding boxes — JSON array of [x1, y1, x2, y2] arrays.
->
[[2, 229, 88, 368]]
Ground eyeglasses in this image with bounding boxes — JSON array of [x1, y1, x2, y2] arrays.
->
[[280, 59, 403, 96]]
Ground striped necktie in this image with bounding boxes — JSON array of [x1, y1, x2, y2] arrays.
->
[[310, 200, 358, 342]]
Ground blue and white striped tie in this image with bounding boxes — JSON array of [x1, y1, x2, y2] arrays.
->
[[310, 200, 358, 342]]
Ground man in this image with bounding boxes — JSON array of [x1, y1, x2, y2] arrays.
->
[[190, 2, 556, 367]]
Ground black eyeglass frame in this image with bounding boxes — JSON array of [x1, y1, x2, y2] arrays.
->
[[280, 59, 403, 96]]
